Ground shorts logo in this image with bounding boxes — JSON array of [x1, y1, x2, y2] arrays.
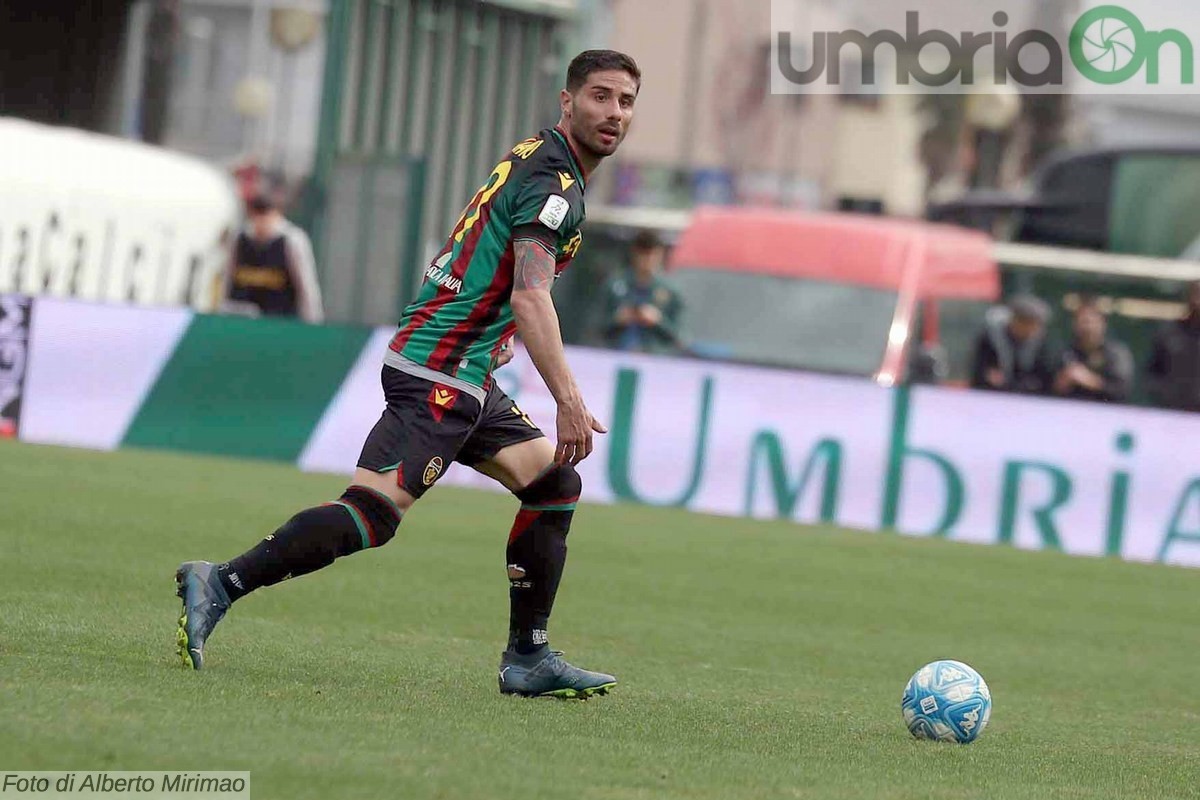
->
[[427, 384, 459, 422], [423, 456, 444, 486], [511, 403, 537, 429]]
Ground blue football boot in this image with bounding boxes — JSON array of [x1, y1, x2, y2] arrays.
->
[[498, 649, 617, 699], [174, 561, 231, 670]]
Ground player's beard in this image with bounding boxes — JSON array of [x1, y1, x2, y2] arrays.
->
[[569, 106, 622, 159]]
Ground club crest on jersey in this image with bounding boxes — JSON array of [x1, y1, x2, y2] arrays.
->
[[423, 456, 444, 486], [538, 195, 570, 231]]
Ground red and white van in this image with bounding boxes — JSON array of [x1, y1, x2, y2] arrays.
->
[[662, 207, 1000, 385]]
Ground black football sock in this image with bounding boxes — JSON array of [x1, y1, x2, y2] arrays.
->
[[217, 485, 401, 602], [505, 465, 581, 655]]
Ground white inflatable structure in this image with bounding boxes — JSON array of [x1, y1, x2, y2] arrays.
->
[[0, 118, 239, 311]]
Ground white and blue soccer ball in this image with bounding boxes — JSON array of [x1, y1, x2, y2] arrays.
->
[[901, 660, 991, 744]]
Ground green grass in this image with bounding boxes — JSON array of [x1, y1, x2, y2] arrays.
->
[[1, 440, 1198, 799]]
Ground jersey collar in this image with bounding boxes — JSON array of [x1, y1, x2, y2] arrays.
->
[[551, 126, 587, 191]]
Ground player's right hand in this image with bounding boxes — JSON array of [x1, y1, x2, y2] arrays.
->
[[555, 400, 608, 466]]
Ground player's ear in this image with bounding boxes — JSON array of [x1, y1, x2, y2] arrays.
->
[[559, 88, 572, 118]]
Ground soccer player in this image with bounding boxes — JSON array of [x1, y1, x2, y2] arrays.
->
[[174, 50, 640, 699]]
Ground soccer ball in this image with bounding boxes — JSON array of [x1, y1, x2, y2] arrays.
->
[[901, 660, 991, 744]]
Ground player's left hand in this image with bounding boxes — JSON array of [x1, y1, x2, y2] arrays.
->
[[555, 399, 607, 466]]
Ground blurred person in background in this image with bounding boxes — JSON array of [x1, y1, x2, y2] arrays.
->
[[1146, 280, 1200, 412], [970, 295, 1056, 395], [1052, 297, 1134, 403], [603, 229, 682, 353], [232, 159, 263, 204], [222, 194, 324, 323]]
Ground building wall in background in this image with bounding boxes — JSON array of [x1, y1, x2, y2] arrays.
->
[[0, 1, 134, 133], [600, 0, 927, 214], [1076, 96, 1200, 149], [830, 96, 927, 216], [116, 0, 331, 178]]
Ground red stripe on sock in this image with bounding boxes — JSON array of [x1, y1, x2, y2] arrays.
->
[[507, 509, 541, 545]]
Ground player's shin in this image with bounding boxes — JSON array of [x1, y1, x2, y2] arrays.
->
[[217, 485, 402, 601], [505, 465, 582, 655]]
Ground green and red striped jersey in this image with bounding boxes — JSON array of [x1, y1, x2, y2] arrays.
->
[[387, 127, 587, 392]]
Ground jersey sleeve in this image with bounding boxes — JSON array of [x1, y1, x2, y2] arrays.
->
[[508, 165, 581, 238], [511, 223, 558, 257]]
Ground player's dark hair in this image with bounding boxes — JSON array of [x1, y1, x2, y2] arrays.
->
[[566, 49, 641, 93]]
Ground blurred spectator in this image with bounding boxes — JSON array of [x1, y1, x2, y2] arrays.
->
[[970, 295, 1055, 394], [603, 230, 682, 353], [1052, 297, 1133, 403], [222, 195, 324, 323], [1146, 281, 1200, 412], [232, 159, 264, 204]]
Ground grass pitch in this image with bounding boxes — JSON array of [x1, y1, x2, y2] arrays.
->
[[1, 440, 1198, 799]]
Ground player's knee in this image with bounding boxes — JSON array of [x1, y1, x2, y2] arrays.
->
[[351, 467, 417, 512], [558, 465, 583, 500], [342, 485, 403, 548], [515, 464, 582, 506]]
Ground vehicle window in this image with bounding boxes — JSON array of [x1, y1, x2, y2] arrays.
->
[[672, 269, 898, 376], [1110, 154, 1200, 258], [936, 298, 994, 383]]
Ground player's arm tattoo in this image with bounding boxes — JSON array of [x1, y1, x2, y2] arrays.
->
[[513, 240, 556, 292]]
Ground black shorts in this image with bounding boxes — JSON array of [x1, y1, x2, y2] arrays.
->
[[357, 366, 545, 498]]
